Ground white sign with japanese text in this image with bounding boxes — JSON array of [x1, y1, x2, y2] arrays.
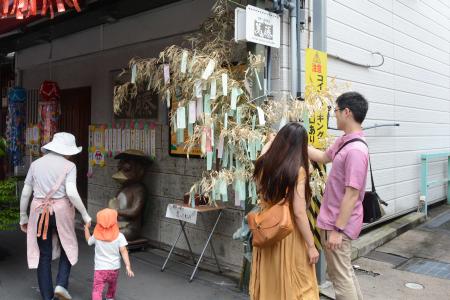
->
[[165, 204, 198, 224], [245, 5, 280, 48]]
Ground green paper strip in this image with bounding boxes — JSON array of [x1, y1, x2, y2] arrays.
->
[[219, 179, 227, 195], [221, 193, 228, 202], [206, 152, 213, 170], [222, 146, 229, 168], [190, 189, 195, 208], [204, 94, 211, 114], [236, 106, 242, 124], [131, 64, 137, 84], [176, 128, 184, 144], [302, 110, 309, 130], [188, 123, 194, 137]]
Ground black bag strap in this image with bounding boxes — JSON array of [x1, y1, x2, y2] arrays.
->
[[335, 138, 375, 193]]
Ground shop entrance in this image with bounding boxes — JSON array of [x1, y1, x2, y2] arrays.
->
[[59, 87, 91, 206]]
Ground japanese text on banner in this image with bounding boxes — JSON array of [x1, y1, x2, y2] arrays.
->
[[305, 48, 328, 149]]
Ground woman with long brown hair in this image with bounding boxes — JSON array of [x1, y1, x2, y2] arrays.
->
[[249, 122, 320, 300]]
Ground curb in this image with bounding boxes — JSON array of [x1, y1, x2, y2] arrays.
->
[[351, 212, 426, 260]]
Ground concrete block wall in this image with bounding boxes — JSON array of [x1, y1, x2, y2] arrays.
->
[[87, 123, 245, 271]]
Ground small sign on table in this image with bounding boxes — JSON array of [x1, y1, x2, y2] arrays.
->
[[165, 203, 198, 224]]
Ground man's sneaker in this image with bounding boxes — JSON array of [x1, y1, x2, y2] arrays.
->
[[54, 285, 72, 300]]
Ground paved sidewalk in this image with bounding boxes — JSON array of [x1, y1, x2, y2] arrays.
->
[[0, 229, 248, 300], [321, 204, 450, 300]]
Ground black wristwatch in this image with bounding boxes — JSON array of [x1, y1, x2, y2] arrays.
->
[[333, 225, 344, 233]]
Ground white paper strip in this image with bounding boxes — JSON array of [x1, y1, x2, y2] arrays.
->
[[257, 107, 266, 126], [202, 59, 216, 80], [195, 80, 202, 98], [181, 51, 188, 74], [210, 79, 217, 99], [131, 64, 137, 84], [222, 73, 228, 96], [196, 97, 203, 120], [166, 90, 171, 108], [163, 64, 170, 85], [188, 101, 196, 124], [218, 134, 224, 158], [176, 107, 186, 129]]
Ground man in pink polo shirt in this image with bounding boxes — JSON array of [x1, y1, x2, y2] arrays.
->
[[308, 92, 369, 300]]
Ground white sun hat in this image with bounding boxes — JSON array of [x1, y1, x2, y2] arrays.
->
[[41, 132, 82, 156]]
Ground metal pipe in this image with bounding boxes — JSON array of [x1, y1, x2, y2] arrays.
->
[[328, 123, 400, 131], [296, 0, 303, 98], [267, 46, 272, 95], [290, 0, 298, 97], [313, 0, 327, 51]]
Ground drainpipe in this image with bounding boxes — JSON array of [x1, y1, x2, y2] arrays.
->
[[285, 0, 298, 97], [312, 0, 327, 286], [313, 0, 327, 51], [282, 0, 303, 99]]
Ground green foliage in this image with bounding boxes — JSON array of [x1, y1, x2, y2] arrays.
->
[[0, 178, 19, 230], [0, 137, 6, 157]]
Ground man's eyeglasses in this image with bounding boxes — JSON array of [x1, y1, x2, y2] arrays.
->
[[334, 108, 345, 113]]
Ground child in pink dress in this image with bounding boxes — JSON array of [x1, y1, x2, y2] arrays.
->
[[84, 208, 134, 300]]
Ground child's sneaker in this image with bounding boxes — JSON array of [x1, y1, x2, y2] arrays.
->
[[54, 285, 72, 300]]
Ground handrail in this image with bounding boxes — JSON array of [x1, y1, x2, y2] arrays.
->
[[420, 152, 450, 216]]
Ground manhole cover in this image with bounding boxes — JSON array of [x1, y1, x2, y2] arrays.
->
[[397, 258, 450, 280], [405, 282, 424, 290]]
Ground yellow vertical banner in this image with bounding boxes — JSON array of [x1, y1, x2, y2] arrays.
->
[[305, 48, 329, 250], [305, 48, 328, 150]]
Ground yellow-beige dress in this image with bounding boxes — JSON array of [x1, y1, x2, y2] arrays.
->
[[249, 172, 319, 300]]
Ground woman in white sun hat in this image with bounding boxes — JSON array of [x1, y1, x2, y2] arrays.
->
[[19, 132, 92, 300]]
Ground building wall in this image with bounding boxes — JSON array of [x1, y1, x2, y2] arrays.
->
[[16, 0, 246, 271], [326, 0, 450, 217], [270, 0, 450, 220]]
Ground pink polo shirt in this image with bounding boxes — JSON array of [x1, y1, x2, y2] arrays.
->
[[317, 131, 369, 239]]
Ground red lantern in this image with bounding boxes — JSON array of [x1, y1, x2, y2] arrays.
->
[[39, 80, 61, 147], [39, 80, 61, 102], [1, 0, 81, 20]]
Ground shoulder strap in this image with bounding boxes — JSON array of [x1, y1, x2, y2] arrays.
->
[[44, 162, 73, 200], [335, 138, 367, 156], [334, 138, 375, 192]]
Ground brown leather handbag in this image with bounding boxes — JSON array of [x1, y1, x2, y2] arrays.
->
[[247, 200, 293, 248]]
